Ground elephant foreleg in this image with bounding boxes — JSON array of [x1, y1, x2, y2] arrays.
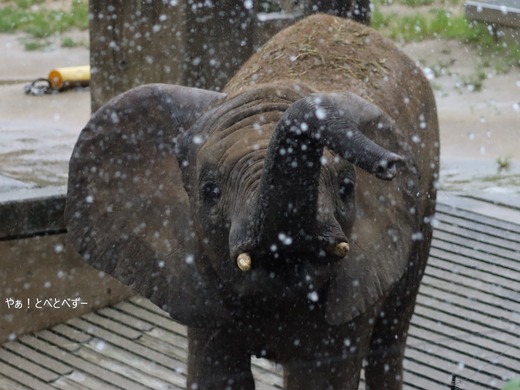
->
[[187, 327, 254, 390], [364, 275, 420, 389], [284, 358, 363, 390], [283, 322, 373, 390]]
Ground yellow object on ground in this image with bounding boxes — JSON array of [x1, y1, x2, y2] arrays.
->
[[48, 66, 90, 90]]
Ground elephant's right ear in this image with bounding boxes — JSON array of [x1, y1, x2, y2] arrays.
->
[[65, 84, 231, 327]]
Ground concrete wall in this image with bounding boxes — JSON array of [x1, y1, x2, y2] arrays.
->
[[0, 189, 133, 344]]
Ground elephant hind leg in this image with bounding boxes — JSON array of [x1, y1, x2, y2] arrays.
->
[[283, 318, 374, 390], [364, 276, 419, 389]]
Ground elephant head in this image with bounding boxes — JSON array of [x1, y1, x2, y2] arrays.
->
[[66, 82, 414, 328]]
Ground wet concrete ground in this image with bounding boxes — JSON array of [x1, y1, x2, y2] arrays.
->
[[1, 33, 519, 205], [0, 33, 90, 192], [400, 40, 520, 204]]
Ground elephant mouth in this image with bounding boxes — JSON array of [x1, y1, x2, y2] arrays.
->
[[234, 240, 349, 272], [227, 243, 349, 302]]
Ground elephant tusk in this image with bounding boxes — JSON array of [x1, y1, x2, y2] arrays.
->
[[237, 253, 252, 272], [329, 241, 350, 257]]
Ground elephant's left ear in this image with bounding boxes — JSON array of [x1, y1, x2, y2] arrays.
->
[[325, 165, 420, 326], [65, 84, 231, 327]]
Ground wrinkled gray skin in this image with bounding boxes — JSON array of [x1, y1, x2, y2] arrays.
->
[[66, 15, 439, 390]]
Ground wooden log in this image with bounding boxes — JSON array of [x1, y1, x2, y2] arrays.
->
[[89, 0, 256, 111]]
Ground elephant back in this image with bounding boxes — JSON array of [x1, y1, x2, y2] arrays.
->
[[226, 14, 407, 100]]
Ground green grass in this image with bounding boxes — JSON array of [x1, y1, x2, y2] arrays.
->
[[60, 35, 81, 47], [383, 0, 436, 7], [1, 0, 520, 72], [503, 378, 520, 390], [374, 0, 463, 8], [11, 0, 45, 9], [460, 68, 487, 91], [496, 155, 512, 172], [23, 37, 49, 50], [373, 8, 490, 42], [372, 6, 520, 73], [0, 0, 88, 40]]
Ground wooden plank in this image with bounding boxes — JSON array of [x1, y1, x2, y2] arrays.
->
[[116, 300, 187, 336], [0, 347, 60, 383], [255, 382, 282, 390], [426, 259, 519, 311], [411, 310, 513, 359], [435, 211, 520, 244], [425, 261, 520, 308], [433, 229, 519, 263], [436, 202, 520, 234], [407, 336, 513, 386], [52, 369, 122, 390], [428, 250, 520, 294], [410, 313, 520, 366], [432, 229, 519, 269], [51, 324, 93, 344], [129, 296, 173, 319], [436, 206, 520, 235], [466, 0, 520, 28], [80, 312, 143, 340], [435, 218, 520, 252], [137, 328, 188, 362], [49, 375, 91, 390], [0, 376, 31, 390], [413, 304, 519, 353], [402, 371, 441, 390], [0, 360, 55, 390], [419, 279, 520, 326], [144, 326, 188, 351], [402, 356, 453, 388], [36, 330, 82, 352], [82, 337, 186, 388], [436, 194, 520, 227], [97, 307, 155, 333], [463, 194, 520, 222], [409, 324, 520, 375], [417, 297, 520, 348], [7, 337, 113, 390], [429, 247, 520, 284], [19, 335, 142, 390], [67, 317, 181, 370], [431, 238, 520, 275], [2, 340, 73, 376], [405, 347, 502, 390], [251, 357, 284, 388], [74, 343, 176, 389]]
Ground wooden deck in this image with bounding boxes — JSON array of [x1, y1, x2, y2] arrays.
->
[[1, 197, 519, 389], [465, 0, 520, 29]]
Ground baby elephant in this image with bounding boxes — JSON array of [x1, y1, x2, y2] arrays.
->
[[66, 14, 439, 390]]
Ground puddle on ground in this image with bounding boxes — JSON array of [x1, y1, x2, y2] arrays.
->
[[440, 158, 520, 197], [1, 118, 519, 201], [0, 120, 78, 193]]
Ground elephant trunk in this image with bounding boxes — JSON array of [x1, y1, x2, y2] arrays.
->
[[234, 93, 402, 266]]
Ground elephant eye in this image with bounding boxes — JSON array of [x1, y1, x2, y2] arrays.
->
[[202, 182, 221, 205], [339, 177, 354, 201]]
